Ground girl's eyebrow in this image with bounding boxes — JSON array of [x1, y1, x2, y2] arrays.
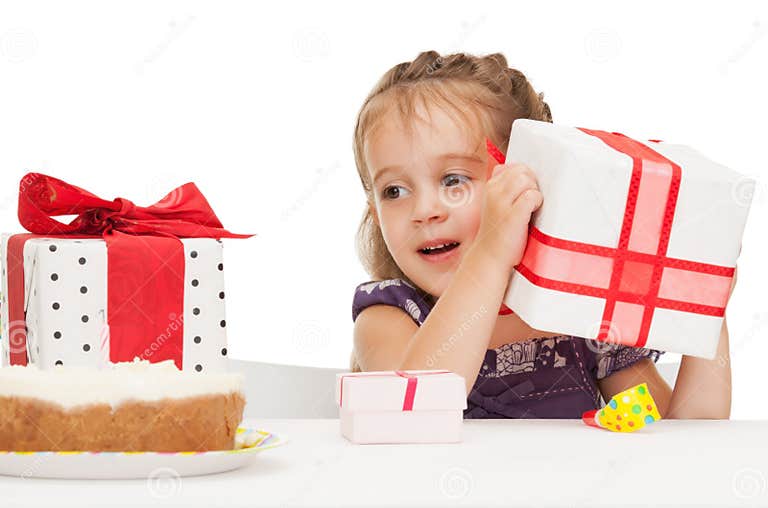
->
[[373, 152, 484, 185], [438, 152, 484, 165], [372, 165, 402, 185]]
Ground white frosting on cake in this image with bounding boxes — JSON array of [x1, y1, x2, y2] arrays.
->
[[0, 359, 244, 410]]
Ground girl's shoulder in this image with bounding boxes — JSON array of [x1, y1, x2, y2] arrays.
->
[[352, 278, 433, 326]]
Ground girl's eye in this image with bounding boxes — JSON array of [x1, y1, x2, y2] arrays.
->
[[442, 174, 470, 187], [382, 185, 410, 200]]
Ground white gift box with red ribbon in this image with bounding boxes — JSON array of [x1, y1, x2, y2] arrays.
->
[[0, 235, 229, 372], [335, 370, 466, 444], [502, 119, 753, 359]]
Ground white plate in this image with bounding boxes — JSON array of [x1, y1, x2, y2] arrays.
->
[[0, 427, 287, 479]]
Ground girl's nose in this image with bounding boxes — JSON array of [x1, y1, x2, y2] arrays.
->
[[411, 190, 448, 224]]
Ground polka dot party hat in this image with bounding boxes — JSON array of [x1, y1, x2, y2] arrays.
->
[[582, 382, 661, 433]]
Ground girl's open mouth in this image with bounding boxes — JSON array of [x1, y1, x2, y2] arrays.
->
[[417, 241, 460, 263]]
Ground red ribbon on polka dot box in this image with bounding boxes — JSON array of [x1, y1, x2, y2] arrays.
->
[[493, 120, 752, 359], [0, 173, 252, 371]]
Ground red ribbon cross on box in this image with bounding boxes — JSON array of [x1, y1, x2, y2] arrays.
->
[[487, 129, 734, 348]]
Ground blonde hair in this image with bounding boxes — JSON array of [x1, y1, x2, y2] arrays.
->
[[350, 51, 553, 372]]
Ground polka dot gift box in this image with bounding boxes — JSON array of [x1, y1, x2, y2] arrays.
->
[[582, 382, 662, 433], [496, 120, 752, 360], [0, 173, 251, 372]]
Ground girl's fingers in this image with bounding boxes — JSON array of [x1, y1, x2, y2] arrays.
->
[[489, 163, 506, 181], [510, 189, 543, 219], [497, 170, 539, 203], [485, 157, 542, 224], [489, 163, 539, 186]]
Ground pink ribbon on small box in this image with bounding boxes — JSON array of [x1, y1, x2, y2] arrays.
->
[[338, 370, 452, 411]]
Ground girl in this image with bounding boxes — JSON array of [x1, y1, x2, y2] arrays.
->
[[350, 51, 734, 419]]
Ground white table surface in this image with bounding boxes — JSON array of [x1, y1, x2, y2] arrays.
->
[[2, 418, 768, 507]]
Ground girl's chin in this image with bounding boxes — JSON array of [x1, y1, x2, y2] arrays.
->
[[422, 276, 455, 300], [405, 262, 462, 299]]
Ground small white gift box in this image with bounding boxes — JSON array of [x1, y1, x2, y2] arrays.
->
[[501, 119, 754, 359], [335, 370, 466, 444]]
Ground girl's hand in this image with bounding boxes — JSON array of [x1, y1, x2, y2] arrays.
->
[[470, 163, 543, 276]]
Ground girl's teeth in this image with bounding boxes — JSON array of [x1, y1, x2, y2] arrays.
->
[[421, 242, 458, 253]]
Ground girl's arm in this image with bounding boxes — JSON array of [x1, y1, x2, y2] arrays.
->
[[354, 246, 512, 396], [665, 317, 731, 419], [598, 268, 737, 419], [597, 359, 673, 417], [663, 266, 737, 419]]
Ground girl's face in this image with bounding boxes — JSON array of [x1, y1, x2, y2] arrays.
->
[[365, 103, 489, 298]]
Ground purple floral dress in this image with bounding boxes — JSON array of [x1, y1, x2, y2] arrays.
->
[[352, 278, 664, 419]]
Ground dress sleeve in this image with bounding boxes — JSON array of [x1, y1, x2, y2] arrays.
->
[[352, 279, 432, 326], [594, 344, 665, 380]]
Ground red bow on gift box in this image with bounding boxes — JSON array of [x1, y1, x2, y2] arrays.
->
[[16, 173, 252, 239], [7, 173, 252, 367]]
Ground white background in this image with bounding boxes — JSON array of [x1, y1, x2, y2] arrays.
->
[[1, 1, 766, 417]]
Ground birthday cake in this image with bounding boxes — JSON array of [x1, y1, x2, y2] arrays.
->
[[0, 360, 245, 452]]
